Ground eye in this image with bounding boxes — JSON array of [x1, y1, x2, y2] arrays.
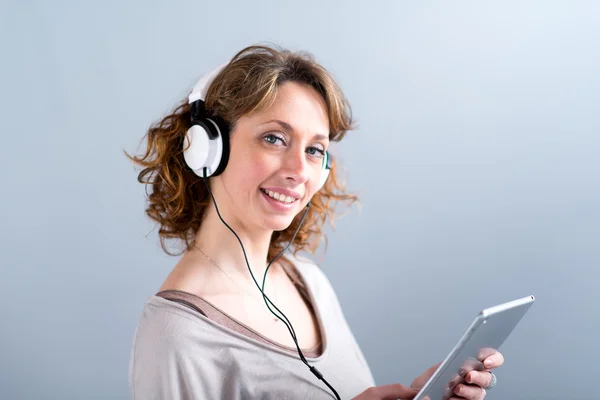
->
[[263, 133, 285, 146], [306, 146, 326, 158]]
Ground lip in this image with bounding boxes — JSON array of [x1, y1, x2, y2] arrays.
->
[[260, 189, 298, 211], [260, 187, 302, 200]]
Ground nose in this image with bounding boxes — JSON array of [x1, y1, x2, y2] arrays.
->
[[283, 148, 309, 185]]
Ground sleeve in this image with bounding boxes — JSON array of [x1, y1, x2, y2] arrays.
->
[[129, 323, 192, 399], [128, 307, 223, 400]]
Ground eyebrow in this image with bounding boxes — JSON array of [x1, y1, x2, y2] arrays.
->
[[263, 119, 329, 141]]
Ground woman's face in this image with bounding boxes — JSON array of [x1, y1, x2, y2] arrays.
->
[[212, 81, 330, 233]]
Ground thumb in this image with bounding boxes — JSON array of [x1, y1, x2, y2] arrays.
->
[[374, 383, 419, 400]]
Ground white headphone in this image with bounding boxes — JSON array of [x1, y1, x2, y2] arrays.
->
[[182, 65, 331, 190]]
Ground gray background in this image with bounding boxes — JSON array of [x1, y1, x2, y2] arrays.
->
[[2, 1, 598, 399]]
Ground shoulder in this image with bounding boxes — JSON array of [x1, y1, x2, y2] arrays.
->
[[286, 253, 341, 306], [129, 296, 232, 399], [130, 294, 233, 369], [288, 253, 329, 283], [129, 297, 226, 398], [131, 296, 206, 357]]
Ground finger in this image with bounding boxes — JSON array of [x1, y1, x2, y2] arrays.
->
[[372, 384, 419, 400], [465, 370, 494, 388], [476, 347, 497, 361], [482, 351, 504, 369], [412, 362, 443, 389], [453, 383, 485, 400], [428, 361, 443, 373]]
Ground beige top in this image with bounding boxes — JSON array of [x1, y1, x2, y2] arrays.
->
[[128, 255, 375, 399]]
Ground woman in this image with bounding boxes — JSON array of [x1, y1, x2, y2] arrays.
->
[[127, 44, 503, 399]]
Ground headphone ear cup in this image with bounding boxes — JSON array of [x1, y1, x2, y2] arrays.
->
[[183, 124, 211, 172], [208, 117, 230, 177], [318, 168, 330, 190], [183, 119, 225, 178], [317, 151, 331, 190]]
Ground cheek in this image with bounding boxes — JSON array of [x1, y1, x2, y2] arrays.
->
[[250, 160, 275, 183], [226, 157, 275, 194], [306, 168, 322, 195]]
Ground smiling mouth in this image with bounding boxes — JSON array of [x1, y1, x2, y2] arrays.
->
[[260, 189, 298, 204]]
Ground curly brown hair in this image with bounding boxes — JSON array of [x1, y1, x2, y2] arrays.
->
[[126, 44, 359, 259]]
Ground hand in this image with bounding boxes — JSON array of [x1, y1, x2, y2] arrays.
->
[[453, 349, 503, 400], [351, 384, 418, 400], [410, 349, 505, 400]]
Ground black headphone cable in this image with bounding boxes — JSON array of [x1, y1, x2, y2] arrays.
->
[[201, 168, 341, 400]]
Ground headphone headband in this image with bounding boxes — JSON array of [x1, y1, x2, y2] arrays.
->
[[188, 64, 227, 104]]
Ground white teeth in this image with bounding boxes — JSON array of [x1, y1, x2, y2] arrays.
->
[[264, 190, 295, 204]]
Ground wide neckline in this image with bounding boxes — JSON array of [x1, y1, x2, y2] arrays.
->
[[151, 258, 329, 362]]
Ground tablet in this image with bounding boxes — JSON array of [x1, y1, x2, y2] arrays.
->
[[413, 295, 535, 400]]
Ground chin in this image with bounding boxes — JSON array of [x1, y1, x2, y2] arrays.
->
[[263, 216, 297, 232]]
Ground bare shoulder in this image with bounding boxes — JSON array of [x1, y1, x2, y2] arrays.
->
[[157, 251, 214, 295]]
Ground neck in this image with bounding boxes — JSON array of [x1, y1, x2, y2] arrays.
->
[[194, 200, 277, 283]]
